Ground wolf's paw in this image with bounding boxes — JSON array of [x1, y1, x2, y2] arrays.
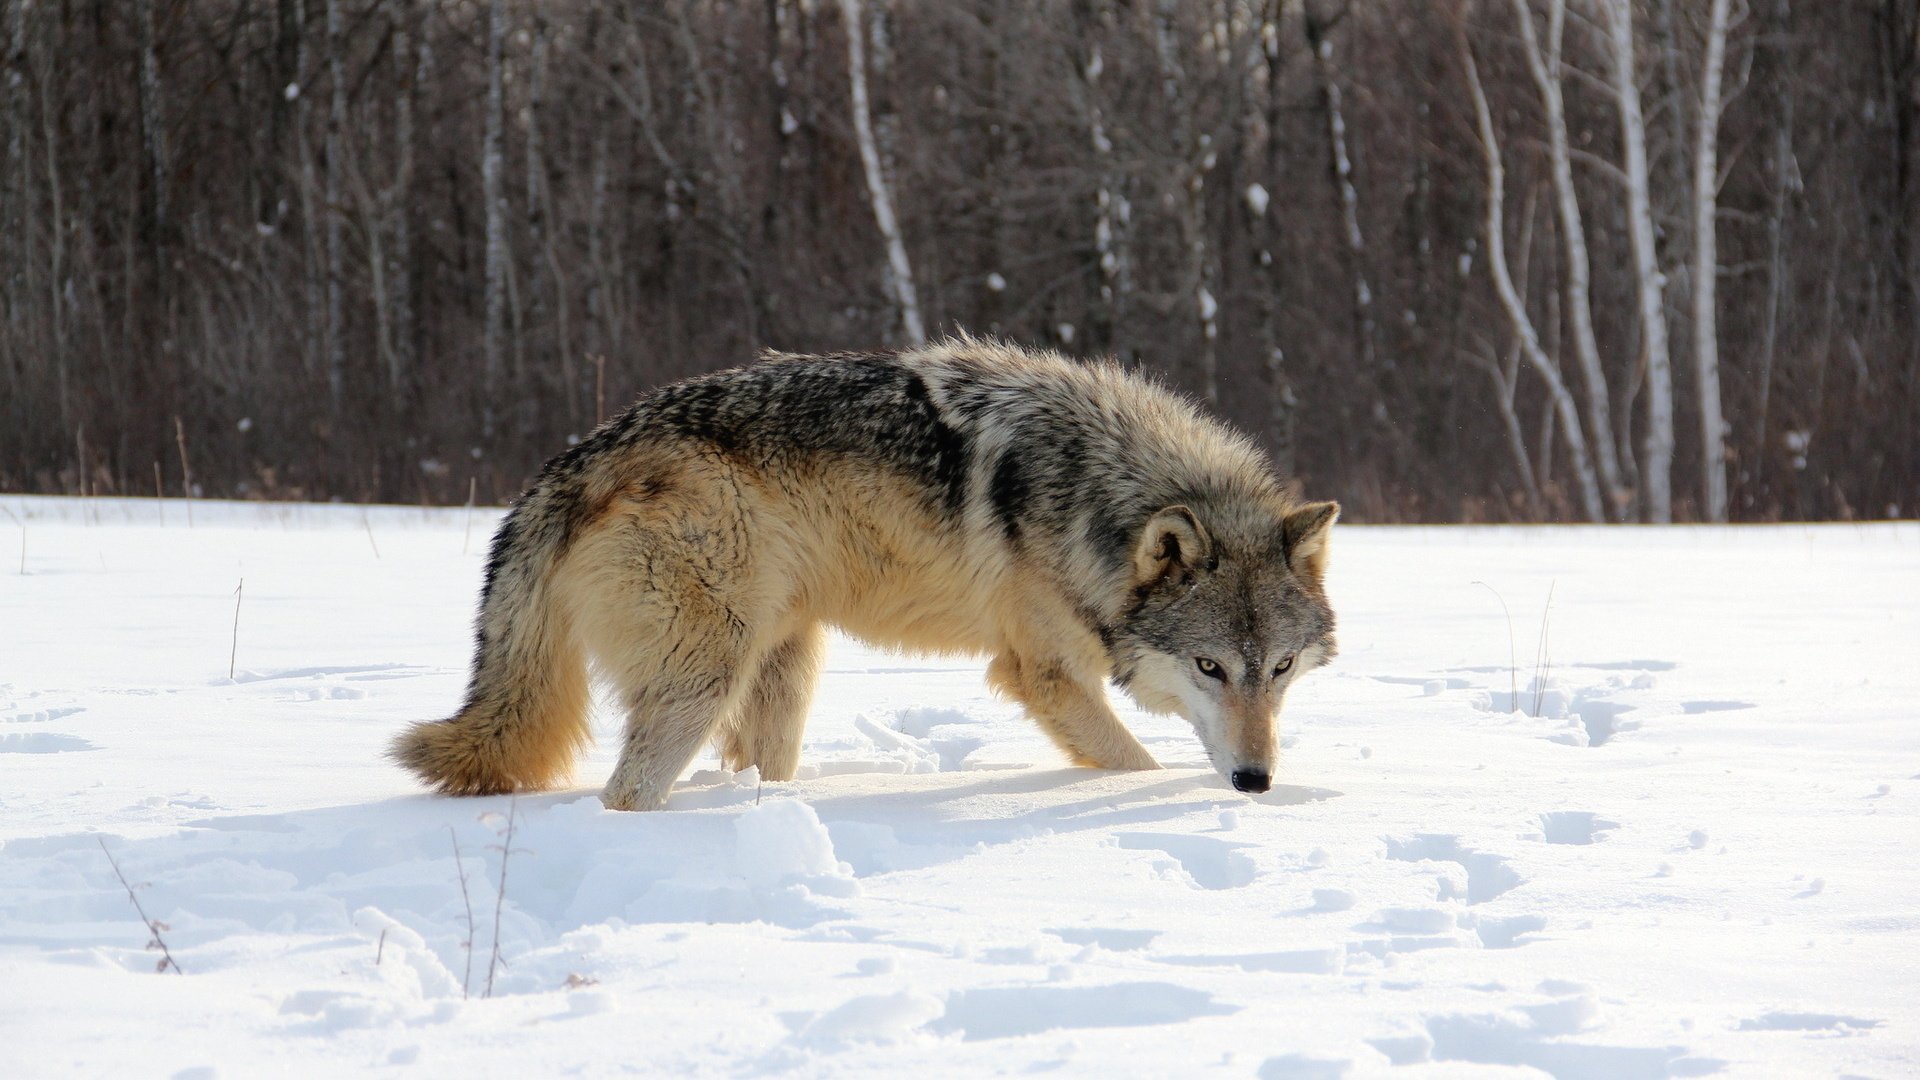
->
[[600, 784, 668, 812]]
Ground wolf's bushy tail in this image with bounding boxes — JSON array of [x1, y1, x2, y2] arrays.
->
[[390, 481, 594, 795]]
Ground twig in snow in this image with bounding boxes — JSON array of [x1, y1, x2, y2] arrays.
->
[[448, 826, 475, 1000], [363, 514, 381, 559], [173, 416, 194, 528], [462, 477, 478, 557], [97, 837, 183, 975], [1471, 580, 1519, 713], [229, 578, 244, 680], [153, 461, 166, 526], [1531, 581, 1556, 717], [485, 796, 521, 999]]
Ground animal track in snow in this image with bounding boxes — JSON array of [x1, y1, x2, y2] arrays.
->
[[1422, 1005, 1716, 1077], [3, 705, 84, 724], [1159, 948, 1344, 975], [1681, 700, 1755, 714], [0, 732, 96, 753], [926, 983, 1238, 1041], [1737, 1011, 1882, 1033], [1538, 811, 1620, 846], [1116, 832, 1257, 890], [1045, 927, 1161, 951], [1467, 912, 1548, 949], [1384, 834, 1523, 904]]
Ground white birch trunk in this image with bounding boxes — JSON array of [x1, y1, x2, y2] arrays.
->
[[481, 0, 508, 435], [1465, 45, 1606, 523], [1510, 0, 1627, 517], [838, 0, 924, 346], [1607, 0, 1677, 523], [1692, 0, 1733, 521]]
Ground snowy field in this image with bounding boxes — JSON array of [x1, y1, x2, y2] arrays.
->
[[1, 495, 1915, 1078]]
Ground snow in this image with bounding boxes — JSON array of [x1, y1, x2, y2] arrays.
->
[[1245, 181, 1271, 218], [1, 496, 1916, 1076]]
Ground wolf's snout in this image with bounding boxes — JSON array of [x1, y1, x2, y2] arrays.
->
[[1230, 768, 1270, 794]]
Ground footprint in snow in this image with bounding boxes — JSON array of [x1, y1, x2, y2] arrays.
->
[[1045, 927, 1161, 951], [1116, 832, 1257, 890], [1537, 811, 1620, 846], [1737, 1011, 1882, 1033], [3, 705, 85, 724], [1384, 834, 1523, 904], [0, 732, 97, 753]]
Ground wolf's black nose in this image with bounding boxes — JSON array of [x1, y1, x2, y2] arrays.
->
[[1230, 769, 1270, 794]]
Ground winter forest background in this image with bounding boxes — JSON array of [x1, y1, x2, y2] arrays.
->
[[0, 0, 1914, 522]]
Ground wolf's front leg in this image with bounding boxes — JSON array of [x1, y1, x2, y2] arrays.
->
[[987, 653, 1160, 771]]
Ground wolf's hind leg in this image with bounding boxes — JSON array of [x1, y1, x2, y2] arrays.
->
[[574, 561, 755, 811], [720, 624, 826, 780], [603, 663, 746, 811], [987, 653, 1160, 771]]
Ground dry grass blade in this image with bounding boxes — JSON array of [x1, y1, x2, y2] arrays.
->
[[97, 838, 183, 975]]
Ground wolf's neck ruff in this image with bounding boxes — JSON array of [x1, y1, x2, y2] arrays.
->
[[392, 337, 1338, 810]]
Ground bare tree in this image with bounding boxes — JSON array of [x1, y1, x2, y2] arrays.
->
[[0, 0, 1911, 521], [840, 0, 924, 345], [1464, 37, 1606, 522], [1509, 0, 1629, 518], [1607, 0, 1678, 522], [1692, 0, 1734, 521]]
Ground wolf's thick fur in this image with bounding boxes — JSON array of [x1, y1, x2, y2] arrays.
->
[[392, 338, 1338, 810]]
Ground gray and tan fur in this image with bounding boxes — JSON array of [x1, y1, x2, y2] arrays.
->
[[392, 337, 1338, 810]]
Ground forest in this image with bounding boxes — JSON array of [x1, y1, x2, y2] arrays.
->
[[1, 0, 1914, 521]]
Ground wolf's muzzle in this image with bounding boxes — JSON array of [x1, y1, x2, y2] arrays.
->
[[1230, 769, 1270, 794]]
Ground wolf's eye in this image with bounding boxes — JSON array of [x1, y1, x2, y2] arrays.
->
[[1271, 655, 1295, 679], [1195, 657, 1225, 681]]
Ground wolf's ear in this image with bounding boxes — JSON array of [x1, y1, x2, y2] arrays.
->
[[1282, 501, 1339, 580], [1133, 505, 1211, 583]]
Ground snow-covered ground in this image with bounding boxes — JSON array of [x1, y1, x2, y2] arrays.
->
[[1, 495, 1914, 1078]]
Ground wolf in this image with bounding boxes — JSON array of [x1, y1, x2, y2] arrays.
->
[[392, 337, 1338, 811]]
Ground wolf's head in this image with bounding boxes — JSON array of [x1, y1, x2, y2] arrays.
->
[[1107, 501, 1338, 794]]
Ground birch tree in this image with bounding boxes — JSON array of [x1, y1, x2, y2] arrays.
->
[[1607, 0, 1678, 522], [1464, 39, 1607, 523], [1692, 0, 1734, 521], [839, 0, 925, 345], [1509, 0, 1629, 518]]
